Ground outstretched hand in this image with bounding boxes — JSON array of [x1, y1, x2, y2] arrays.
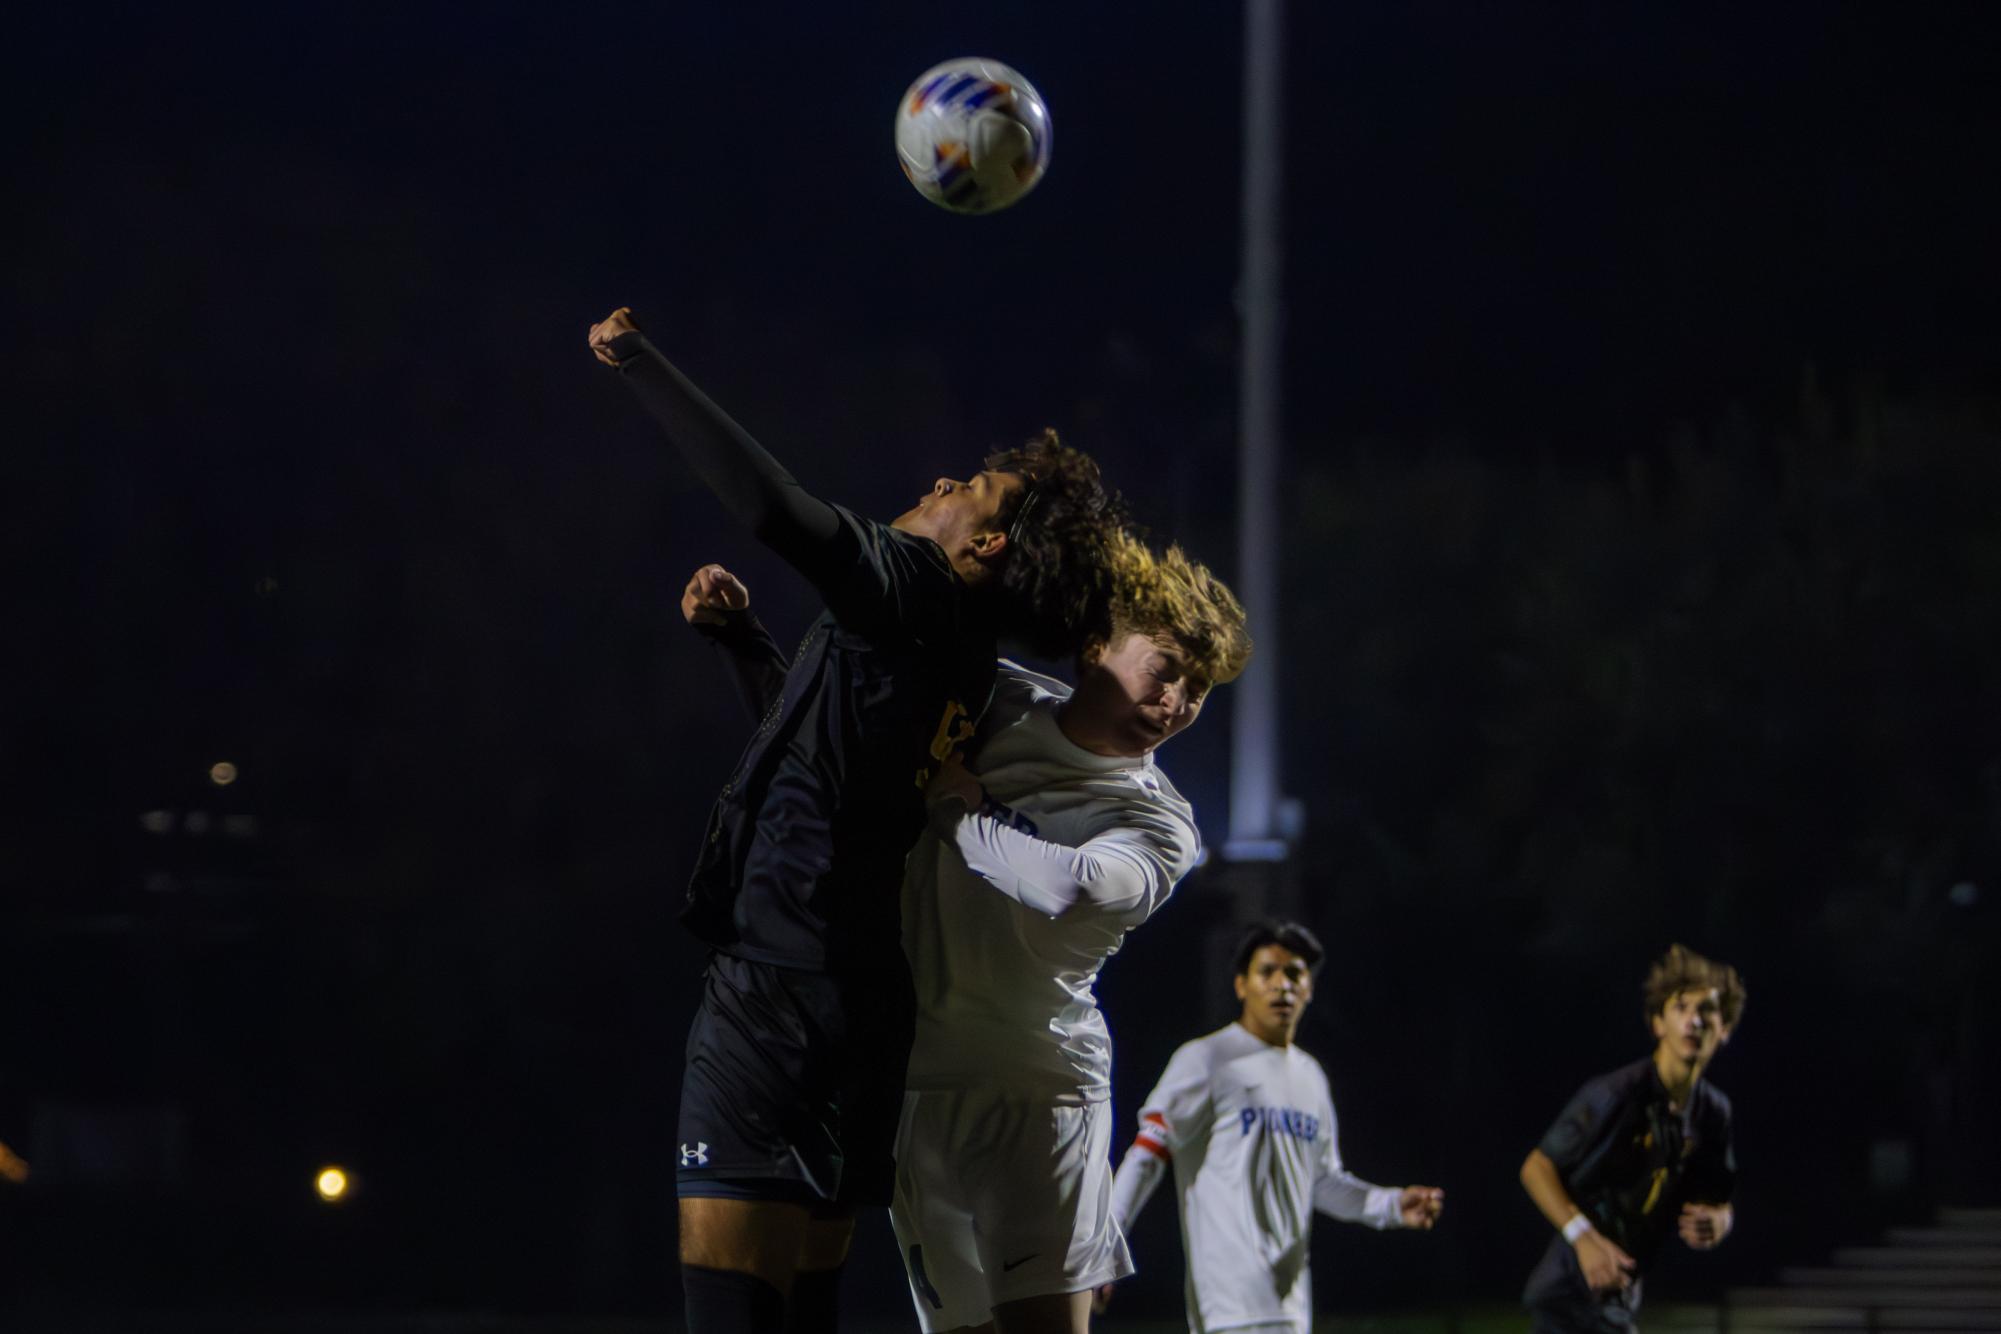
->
[[1678, 1201, 1732, 1250], [589, 306, 641, 366], [681, 563, 751, 625], [1399, 1185, 1445, 1229]]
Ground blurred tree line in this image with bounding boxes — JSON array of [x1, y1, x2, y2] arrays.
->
[[8, 369, 2000, 1317], [1168, 371, 2001, 1305]]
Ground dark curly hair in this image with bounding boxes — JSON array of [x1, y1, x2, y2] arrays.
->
[[1232, 920, 1326, 976], [984, 429, 1127, 660]]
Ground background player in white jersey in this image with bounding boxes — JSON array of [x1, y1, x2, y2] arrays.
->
[[892, 533, 1253, 1334], [1107, 921, 1445, 1333]]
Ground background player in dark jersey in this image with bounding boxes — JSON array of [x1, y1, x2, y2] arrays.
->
[[1519, 944, 1746, 1333], [588, 307, 1124, 1334]]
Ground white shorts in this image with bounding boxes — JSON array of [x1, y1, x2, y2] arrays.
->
[[890, 1088, 1133, 1332]]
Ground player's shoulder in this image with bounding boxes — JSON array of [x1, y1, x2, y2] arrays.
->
[[1563, 1056, 1651, 1112], [1600, 1055, 1657, 1095], [995, 659, 1072, 710], [831, 502, 961, 589], [1091, 744, 1196, 844], [1171, 1023, 1249, 1070], [1291, 1041, 1332, 1076], [1105, 762, 1199, 874], [1289, 1041, 1336, 1094], [1137, 757, 1196, 825], [978, 659, 1068, 745]]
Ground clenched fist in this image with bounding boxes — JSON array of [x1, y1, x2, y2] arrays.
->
[[681, 563, 750, 626], [1678, 1201, 1732, 1250], [1399, 1185, 1445, 1229], [589, 306, 641, 366]]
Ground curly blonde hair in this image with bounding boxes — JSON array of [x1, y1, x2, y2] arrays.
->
[[1098, 529, 1253, 686]]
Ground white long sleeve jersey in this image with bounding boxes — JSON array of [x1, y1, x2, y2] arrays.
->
[[901, 663, 1200, 1103], [1109, 1024, 1403, 1333]]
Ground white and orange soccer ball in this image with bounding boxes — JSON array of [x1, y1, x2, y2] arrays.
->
[[894, 58, 1052, 214]]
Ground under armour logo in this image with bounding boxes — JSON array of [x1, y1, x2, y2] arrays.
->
[[679, 1141, 709, 1167]]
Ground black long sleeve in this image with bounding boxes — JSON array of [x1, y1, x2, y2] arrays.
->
[[608, 331, 842, 570], [693, 609, 788, 723]]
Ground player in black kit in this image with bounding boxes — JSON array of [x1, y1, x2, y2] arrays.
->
[[1518, 944, 1746, 1333], [587, 307, 1124, 1334]]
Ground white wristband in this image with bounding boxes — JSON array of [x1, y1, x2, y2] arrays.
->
[[1562, 1213, 1594, 1244]]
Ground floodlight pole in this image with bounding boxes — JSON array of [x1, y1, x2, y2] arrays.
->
[[1226, 0, 1290, 875]]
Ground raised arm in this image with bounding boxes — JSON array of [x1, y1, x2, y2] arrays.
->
[[926, 758, 1196, 918], [590, 309, 842, 569], [681, 563, 787, 722]]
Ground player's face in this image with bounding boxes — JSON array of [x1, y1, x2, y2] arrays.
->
[[891, 469, 1024, 562], [1074, 632, 1212, 756], [1650, 986, 1729, 1068], [1234, 944, 1315, 1047]]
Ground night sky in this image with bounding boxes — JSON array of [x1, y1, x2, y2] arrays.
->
[[6, 0, 2001, 1324]]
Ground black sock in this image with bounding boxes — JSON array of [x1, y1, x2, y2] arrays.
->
[[682, 1263, 787, 1334], [787, 1265, 842, 1334]]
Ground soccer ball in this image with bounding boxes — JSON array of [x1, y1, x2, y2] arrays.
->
[[894, 58, 1052, 214]]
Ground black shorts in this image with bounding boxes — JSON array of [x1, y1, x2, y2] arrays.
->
[[675, 951, 915, 1209]]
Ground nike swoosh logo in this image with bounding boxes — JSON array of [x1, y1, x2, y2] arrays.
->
[[1002, 1253, 1039, 1272]]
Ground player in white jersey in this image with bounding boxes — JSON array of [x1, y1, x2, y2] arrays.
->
[[893, 535, 1254, 1334], [1107, 921, 1445, 1334]]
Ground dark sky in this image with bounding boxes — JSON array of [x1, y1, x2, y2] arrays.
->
[[12, 0, 1998, 840], [1279, 1, 2001, 436], [16, 2, 1997, 439], [5, 0, 2001, 1317]]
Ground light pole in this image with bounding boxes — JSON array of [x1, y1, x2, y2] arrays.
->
[[1227, 0, 1292, 876]]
